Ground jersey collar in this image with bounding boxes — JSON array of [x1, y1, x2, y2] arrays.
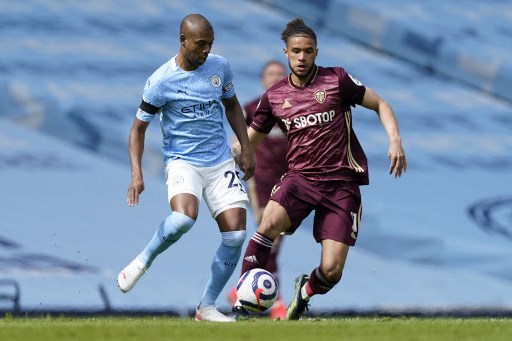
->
[[288, 65, 318, 89], [171, 55, 180, 72]]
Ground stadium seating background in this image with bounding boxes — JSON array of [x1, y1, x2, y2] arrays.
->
[[1, 0, 512, 314]]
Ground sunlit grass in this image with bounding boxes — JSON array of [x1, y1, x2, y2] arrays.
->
[[1, 315, 511, 341]]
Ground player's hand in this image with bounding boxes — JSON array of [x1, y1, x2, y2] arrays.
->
[[388, 139, 407, 178], [127, 176, 145, 206], [230, 142, 242, 163], [238, 146, 255, 181]]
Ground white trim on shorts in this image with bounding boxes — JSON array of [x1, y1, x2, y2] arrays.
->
[[165, 158, 248, 218]]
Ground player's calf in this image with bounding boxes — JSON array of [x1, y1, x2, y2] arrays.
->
[[240, 232, 273, 274]]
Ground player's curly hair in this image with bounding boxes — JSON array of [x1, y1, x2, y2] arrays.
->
[[281, 18, 317, 45]]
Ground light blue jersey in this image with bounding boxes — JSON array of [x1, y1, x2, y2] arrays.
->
[[136, 54, 235, 167]]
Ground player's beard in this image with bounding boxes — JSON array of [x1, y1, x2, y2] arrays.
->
[[289, 61, 316, 83], [181, 51, 208, 70], [189, 55, 207, 69]]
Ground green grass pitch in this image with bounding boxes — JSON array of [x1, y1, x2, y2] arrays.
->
[[1, 316, 512, 341]]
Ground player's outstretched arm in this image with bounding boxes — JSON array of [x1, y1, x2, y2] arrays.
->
[[361, 87, 407, 178], [127, 118, 150, 206], [231, 127, 267, 168], [223, 95, 256, 180]]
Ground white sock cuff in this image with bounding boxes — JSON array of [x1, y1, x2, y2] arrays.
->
[[251, 232, 273, 248], [221, 230, 246, 248]]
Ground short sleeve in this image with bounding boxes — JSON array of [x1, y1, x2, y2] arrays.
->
[[136, 78, 166, 122], [142, 80, 167, 109], [221, 61, 236, 99], [136, 97, 160, 122], [337, 68, 366, 106], [136, 109, 154, 122], [250, 92, 276, 134]]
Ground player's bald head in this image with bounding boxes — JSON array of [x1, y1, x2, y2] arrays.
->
[[180, 14, 213, 36], [177, 14, 214, 70]]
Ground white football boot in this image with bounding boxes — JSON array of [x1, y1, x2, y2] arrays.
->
[[117, 258, 147, 293], [195, 305, 235, 322]]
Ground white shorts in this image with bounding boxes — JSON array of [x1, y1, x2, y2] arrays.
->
[[165, 158, 249, 218]]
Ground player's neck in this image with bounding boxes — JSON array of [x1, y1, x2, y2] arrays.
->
[[175, 53, 198, 71], [290, 65, 316, 87]]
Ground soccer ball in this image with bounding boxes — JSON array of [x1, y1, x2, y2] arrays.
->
[[236, 268, 278, 313]]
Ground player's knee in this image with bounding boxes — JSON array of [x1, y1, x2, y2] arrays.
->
[[221, 230, 247, 248], [160, 212, 195, 241], [170, 212, 195, 234], [321, 265, 343, 284], [259, 214, 290, 240], [256, 221, 284, 240]]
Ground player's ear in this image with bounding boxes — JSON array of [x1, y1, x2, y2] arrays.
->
[[283, 47, 288, 58], [180, 34, 186, 46]]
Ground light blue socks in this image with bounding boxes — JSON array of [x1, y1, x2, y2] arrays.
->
[[199, 230, 247, 308], [137, 212, 195, 267], [136, 213, 246, 308]]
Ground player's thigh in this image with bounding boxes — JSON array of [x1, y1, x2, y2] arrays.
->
[[203, 158, 249, 219], [165, 160, 203, 218], [257, 200, 293, 239]]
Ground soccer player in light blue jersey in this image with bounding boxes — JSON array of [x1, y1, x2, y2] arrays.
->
[[117, 14, 255, 322]]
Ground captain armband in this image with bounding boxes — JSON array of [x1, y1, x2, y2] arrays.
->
[[136, 100, 160, 122], [222, 82, 233, 94]]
